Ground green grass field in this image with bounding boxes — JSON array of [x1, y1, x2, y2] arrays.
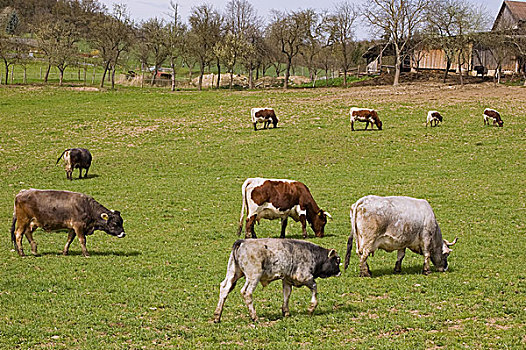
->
[[0, 83, 525, 349]]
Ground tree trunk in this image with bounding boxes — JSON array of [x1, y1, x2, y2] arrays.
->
[[216, 59, 221, 89], [111, 66, 116, 89], [229, 70, 233, 89], [249, 67, 254, 89], [170, 57, 176, 92], [443, 59, 451, 83], [44, 64, 51, 83], [100, 61, 110, 88], [198, 62, 205, 90], [393, 54, 401, 86], [58, 67, 64, 86], [284, 58, 292, 89], [458, 52, 463, 87], [4, 59, 8, 85]]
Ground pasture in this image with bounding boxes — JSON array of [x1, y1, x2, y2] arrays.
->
[[0, 83, 525, 349]]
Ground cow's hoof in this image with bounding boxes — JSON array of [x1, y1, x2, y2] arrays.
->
[[359, 271, 372, 277], [422, 270, 431, 276], [394, 268, 402, 274], [282, 310, 290, 317], [213, 318, 221, 323]]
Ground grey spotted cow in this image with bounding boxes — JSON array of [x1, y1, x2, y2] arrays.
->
[[214, 238, 341, 322]]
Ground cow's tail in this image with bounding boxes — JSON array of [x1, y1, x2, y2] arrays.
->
[[344, 202, 358, 270], [237, 180, 249, 236], [10, 214, 17, 250], [55, 149, 69, 165]]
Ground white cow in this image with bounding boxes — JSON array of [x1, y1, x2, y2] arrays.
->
[[344, 195, 457, 276], [426, 111, 443, 127]]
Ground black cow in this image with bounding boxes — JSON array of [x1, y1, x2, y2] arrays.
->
[[56, 148, 92, 180], [213, 238, 341, 322], [11, 189, 125, 257]]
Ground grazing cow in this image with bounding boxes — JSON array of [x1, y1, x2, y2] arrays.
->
[[213, 238, 341, 322], [344, 195, 457, 276], [10, 189, 125, 257], [251, 108, 278, 131], [426, 111, 443, 127], [56, 148, 92, 180], [350, 107, 382, 131], [237, 178, 331, 239], [483, 108, 504, 127]]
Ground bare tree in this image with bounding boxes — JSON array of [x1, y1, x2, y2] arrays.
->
[[327, 2, 358, 86], [0, 7, 20, 84], [363, 0, 430, 86], [166, 1, 186, 91], [268, 10, 309, 89], [426, 0, 487, 85], [91, 4, 133, 89], [188, 4, 222, 90], [139, 18, 169, 86], [298, 9, 324, 85]]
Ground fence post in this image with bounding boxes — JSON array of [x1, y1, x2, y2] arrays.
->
[[91, 66, 95, 84], [40, 67, 42, 79], [11, 65, 14, 83]]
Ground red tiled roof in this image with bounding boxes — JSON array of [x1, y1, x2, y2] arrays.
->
[[505, 1, 526, 21]]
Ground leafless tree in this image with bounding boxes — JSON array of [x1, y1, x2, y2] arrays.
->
[[298, 9, 324, 85], [91, 4, 133, 89], [363, 0, 430, 86], [165, 1, 186, 91], [188, 4, 222, 90], [268, 10, 309, 89], [0, 7, 20, 84], [327, 2, 358, 86], [139, 18, 169, 86]]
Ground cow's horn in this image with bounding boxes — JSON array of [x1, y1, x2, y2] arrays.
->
[[101, 213, 109, 221], [328, 249, 337, 258], [324, 211, 332, 219], [444, 237, 458, 246]]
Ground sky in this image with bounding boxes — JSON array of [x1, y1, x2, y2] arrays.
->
[[98, 0, 509, 39]]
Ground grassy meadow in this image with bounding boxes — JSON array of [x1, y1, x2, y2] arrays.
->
[[0, 83, 525, 349]]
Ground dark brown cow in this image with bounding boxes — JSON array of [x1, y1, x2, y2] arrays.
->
[[56, 148, 92, 180], [237, 178, 331, 239], [483, 108, 504, 127], [251, 108, 278, 131], [350, 107, 382, 131], [11, 189, 125, 257]]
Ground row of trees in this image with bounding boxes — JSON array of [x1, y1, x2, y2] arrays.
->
[[0, 0, 525, 89]]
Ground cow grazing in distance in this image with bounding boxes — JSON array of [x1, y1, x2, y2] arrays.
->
[[350, 107, 382, 131], [251, 108, 278, 131], [237, 178, 331, 239], [213, 238, 341, 323], [426, 111, 443, 127], [11, 189, 125, 257], [56, 148, 92, 180], [344, 195, 457, 276], [483, 108, 504, 127]]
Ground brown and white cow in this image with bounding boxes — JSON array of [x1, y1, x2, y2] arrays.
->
[[483, 108, 504, 127], [251, 108, 278, 131], [350, 107, 382, 131], [344, 195, 457, 276], [11, 189, 125, 257], [237, 178, 331, 239], [213, 238, 341, 322], [56, 148, 92, 180], [426, 111, 443, 127]]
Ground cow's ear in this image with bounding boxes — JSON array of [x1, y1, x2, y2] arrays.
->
[[101, 213, 109, 221], [328, 249, 337, 258]]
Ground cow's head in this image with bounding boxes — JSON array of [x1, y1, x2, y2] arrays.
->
[[436, 114, 443, 122], [100, 210, 125, 238], [376, 120, 383, 130], [497, 119, 504, 127], [271, 115, 279, 128], [311, 210, 331, 237], [318, 249, 341, 278], [432, 237, 458, 272]]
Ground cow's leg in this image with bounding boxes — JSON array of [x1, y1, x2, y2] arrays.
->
[[14, 225, 27, 257], [214, 256, 243, 323], [394, 248, 406, 273], [365, 121, 370, 130], [299, 215, 308, 238], [240, 278, 260, 321], [245, 215, 257, 239], [282, 280, 292, 317], [78, 167, 82, 179], [351, 121, 355, 131], [422, 252, 431, 275], [280, 217, 288, 238], [75, 230, 89, 257], [253, 123, 257, 131], [359, 250, 372, 277], [24, 227, 38, 256], [305, 280, 318, 315], [84, 166, 89, 178], [66, 170, 72, 180], [63, 230, 76, 256]]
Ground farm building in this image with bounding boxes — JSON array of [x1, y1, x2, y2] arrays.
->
[[365, 0, 526, 76]]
